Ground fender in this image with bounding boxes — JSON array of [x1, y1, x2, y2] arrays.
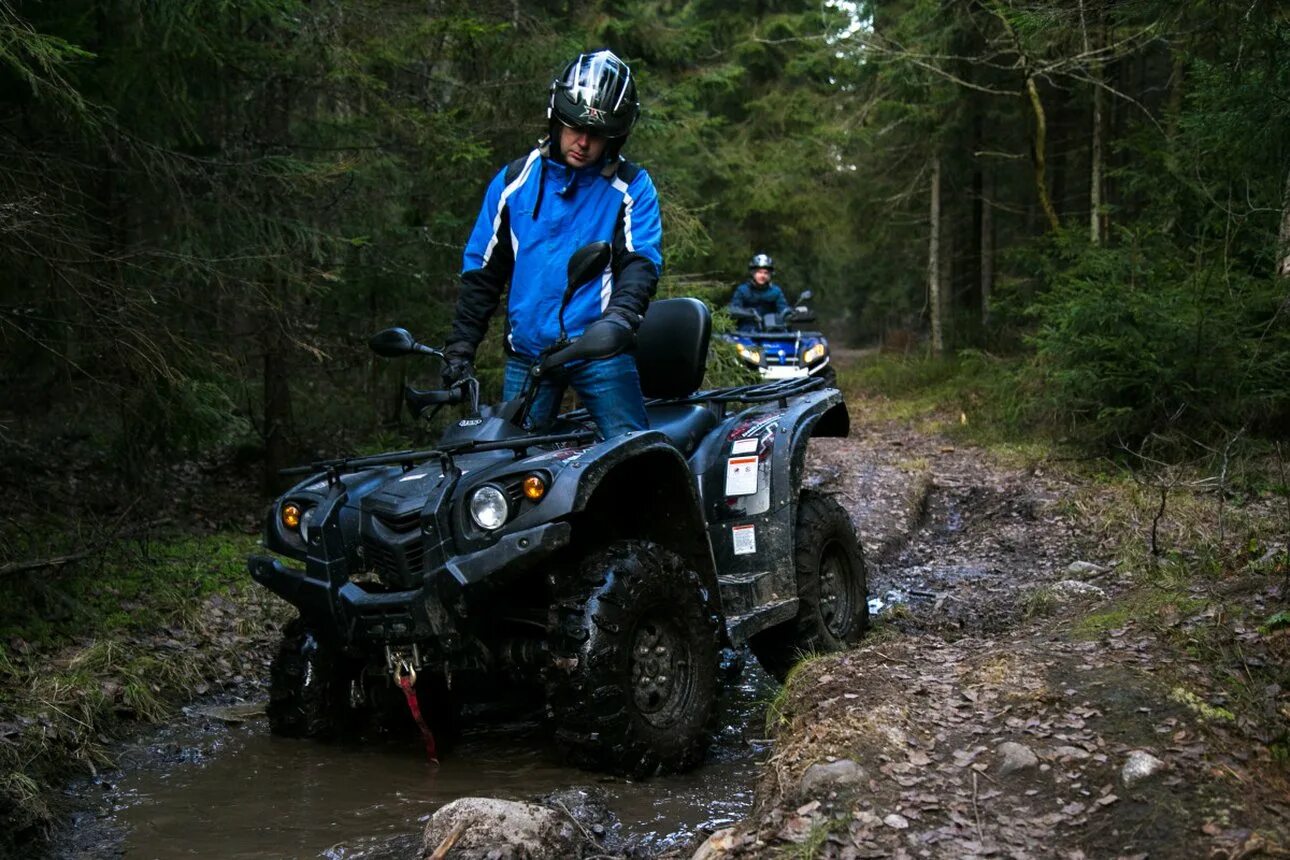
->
[[540, 429, 724, 620], [686, 388, 849, 643]]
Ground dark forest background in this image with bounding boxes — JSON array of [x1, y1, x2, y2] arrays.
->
[[2, 0, 1287, 479]]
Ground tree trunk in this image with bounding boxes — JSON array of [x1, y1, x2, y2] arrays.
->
[[1278, 169, 1290, 278], [929, 157, 944, 357], [1086, 1, 1105, 244], [981, 170, 994, 326], [993, 0, 1060, 234], [262, 325, 296, 493], [1026, 75, 1061, 233]]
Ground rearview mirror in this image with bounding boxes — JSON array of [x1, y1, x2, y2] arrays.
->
[[565, 242, 613, 296], [796, 289, 813, 303], [540, 319, 635, 372], [369, 327, 442, 358]]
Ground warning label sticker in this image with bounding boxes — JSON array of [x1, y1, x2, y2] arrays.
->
[[725, 456, 759, 496], [732, 524, 756, 555]]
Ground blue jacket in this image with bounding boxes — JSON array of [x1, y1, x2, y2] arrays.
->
[[453, 145, 664, 360], [731, 281, 790, 319]]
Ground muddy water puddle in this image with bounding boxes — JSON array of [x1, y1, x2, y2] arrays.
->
[[66, 666, 775, 859]]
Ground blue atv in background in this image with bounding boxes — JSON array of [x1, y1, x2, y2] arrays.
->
[[724, 290, 836, 388]]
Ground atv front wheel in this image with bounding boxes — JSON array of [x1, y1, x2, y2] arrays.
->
[[749, 490, 868, 681], [267, 617, 358, 738], [546, 540, 721, 777]]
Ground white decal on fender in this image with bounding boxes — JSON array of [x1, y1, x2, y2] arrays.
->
[[725, 456, 759, 496]]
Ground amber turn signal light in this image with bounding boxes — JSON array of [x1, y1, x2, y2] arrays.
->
[[281, 502, 302, 529], [522, 474, 547, 501]]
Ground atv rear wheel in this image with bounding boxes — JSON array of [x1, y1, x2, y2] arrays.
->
[[749, 490, 868, 681], [267, 617, 358, 738], [546, 540, 721, 777]]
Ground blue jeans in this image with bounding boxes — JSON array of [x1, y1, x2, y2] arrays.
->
[[503, 353, 648, 440]]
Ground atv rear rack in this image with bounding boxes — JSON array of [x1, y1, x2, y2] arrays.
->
[[681, 374, 825, 405]]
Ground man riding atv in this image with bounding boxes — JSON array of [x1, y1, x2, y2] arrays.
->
[[443, 49, 660, 440], [729, 253, 789, 333], [248, 56, 869, 781]]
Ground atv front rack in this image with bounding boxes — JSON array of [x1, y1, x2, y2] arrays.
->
[[280, 429, 598, 481]]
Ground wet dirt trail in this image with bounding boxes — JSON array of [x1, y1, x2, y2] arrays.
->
[[694, 419, 1290, 859], [53, 402, 1288, 859]]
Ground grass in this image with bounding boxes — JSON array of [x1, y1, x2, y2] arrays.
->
[[838, 350, 1042, 449], [765, 651, 828, 736], [842, 348, 1290, 772], [0, 527, 286, 845]]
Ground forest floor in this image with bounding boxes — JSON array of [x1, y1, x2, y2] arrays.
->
[[681, 379, 1290, 860], [3, 358, 1289, 859]]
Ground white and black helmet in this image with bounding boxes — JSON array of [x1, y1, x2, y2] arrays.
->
[[548, 50, 640, 139], [748, 253, 774, 272]]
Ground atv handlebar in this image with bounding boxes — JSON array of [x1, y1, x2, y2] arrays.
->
[[404, 384, 466, 415]]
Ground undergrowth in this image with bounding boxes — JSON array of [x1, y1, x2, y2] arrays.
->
[[0, 530, 285, 846]]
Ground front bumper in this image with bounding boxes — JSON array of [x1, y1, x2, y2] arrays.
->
[[249, 520, 573, 646]]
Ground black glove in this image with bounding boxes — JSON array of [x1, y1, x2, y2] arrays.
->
[[440, 342, 476, 388], [601, 309, 640, 331]]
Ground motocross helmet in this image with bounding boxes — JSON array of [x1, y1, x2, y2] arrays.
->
[[548, 50, 639, 160], [748, 253, 774, 272]]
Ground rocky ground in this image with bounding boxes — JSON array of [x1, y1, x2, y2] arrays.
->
[[678, 412, 1290, 860], [25, 392, 1289, 859]]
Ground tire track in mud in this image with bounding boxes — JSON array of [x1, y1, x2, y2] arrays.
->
[[693, 423, 1289, 860]]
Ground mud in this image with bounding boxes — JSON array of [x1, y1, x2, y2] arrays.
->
[[48, 400, 1290, 859], [51, 665, 777, 859], [688, 415, 1290, 860]]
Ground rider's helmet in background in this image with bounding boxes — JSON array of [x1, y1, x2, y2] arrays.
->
[[548, 50, 639, 159], [748, 253, 774, 274]]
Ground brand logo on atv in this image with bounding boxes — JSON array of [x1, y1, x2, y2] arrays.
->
[[458, 418, 483, 427], [580, 106, 605, 123]]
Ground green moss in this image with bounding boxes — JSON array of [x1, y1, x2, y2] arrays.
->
[[0, 532, 260, 647], [1074, 605, 1135, 638], [1168, 686, 1236, 723]]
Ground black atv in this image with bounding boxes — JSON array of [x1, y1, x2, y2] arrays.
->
[[248, 242, 868, 777]]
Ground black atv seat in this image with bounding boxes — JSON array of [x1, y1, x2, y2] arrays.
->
[[636, 297, 711, 399], [646, 404, 719, 455]]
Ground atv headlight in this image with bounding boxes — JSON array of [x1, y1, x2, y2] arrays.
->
[[298, 505, 316, 537], [735, 343, 762, 366], [468, 485, 509, 530], [802, 343, 828, 365]]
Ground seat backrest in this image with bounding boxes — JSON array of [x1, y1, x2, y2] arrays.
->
[[635, 297, 711, 399]]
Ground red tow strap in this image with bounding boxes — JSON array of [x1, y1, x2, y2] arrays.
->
[[395, 670, 439, 764]]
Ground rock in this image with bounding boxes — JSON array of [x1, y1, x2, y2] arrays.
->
[[799, 758, 867, 796], [996, 741, 1038, 775], [1050, 579, 1108, 600], [1066, 560, 1111, 576], [538, 786, 614, 838], [883, 813, 910, 829], [421, 797, 582, 860], [691, 827, 739, 860], [1121, 750, 1166, 787]]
